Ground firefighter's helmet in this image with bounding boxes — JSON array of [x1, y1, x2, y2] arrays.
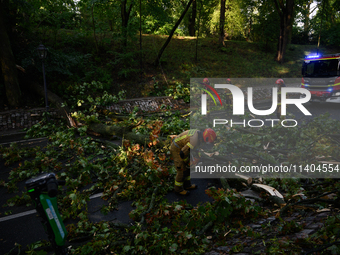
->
[[275, 79, 285, 86], [203, 128, 217, 143]]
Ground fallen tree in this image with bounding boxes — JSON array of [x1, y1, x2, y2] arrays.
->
[[87, 122, 168, 148], [29, 80, 77, 128], [21, 70, 170, 148]]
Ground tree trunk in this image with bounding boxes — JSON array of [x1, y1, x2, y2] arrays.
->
[[87, 123, 168, 148], [195, 0, 201, 62], [303, 1, 312, 32], [154, 0, 194, 66], [246, 17, 252, 41], [121, 0, 133, 48], [219, 0, 226, 47], [91, 4, 99, 53], [0, 0, 21, 107], [188, 0, 196, 36], [139, 0, 143, 72], [29, 80, 77, 128], [88, 123, 134, 137], [273, 0, 294, 63], [317, 0, 326, 50], [301, 1, 312, 43]]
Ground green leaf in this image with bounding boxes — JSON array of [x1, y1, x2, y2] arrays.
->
[[69, 193, 77, 200], [185, 232, 193, 239], [123, 245, 131, 252], [327, 244, 340, 255], [170, 243, 178, 252], [174, 205, 182, 211]]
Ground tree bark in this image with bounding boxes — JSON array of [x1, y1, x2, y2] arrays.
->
[[303, 0, 312, 32], [91, 4, 99, 53], [88, 123, 134, 137], [121, 0, 133, 48], [88, 123, 167, 148], [188, 0, 196, 36], [317, 0, 326, 50], [219, 0, 226, 47], [0, 0, 21, 107], [154, 0, 194, 66], [29, 80, 76, 128], [273, 0, 294, 63]]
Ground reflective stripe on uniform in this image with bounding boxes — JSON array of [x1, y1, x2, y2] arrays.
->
[[186, 142, 194, 149], [172, 139, 180, 148], [175, 135, 187, 143], [188, 129, 197, 136], [185, 176, 191, 181], [175, 181, 183, 186]]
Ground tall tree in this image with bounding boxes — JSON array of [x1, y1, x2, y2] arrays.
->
[[219, 0, 226, 46], [273, 0, 295, 63], [302, 0, 314, 32], [121, 0, 133, 48], [0, 0, 21, 107], [154, 0, 194, 66], [188, 0, 197, 36]]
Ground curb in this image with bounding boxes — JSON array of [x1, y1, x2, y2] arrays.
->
[[0, 130, 27, 144]]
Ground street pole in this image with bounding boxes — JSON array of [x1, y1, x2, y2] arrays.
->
[[42, 59, 49, 115], [37, 43, 49, 121]]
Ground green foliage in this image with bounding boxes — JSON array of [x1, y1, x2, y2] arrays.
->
[[107, 50, 141, 79], [209, 0, 247, 40], [22, 80, 127, 139], [160, 112, 190, 134], [319, 24, 340, 46], [3, 107, 340, 254], [276, 218, 303, 235], [206, 113, 340, 175], [62, 80, 126, 124], [149, 79, 190, 103], [250, 0, 280, 44], [264, 178, 302, 197], [25, 118, 67, 138], [25, 240, 49, 255]]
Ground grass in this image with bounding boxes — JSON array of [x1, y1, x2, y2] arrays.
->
[[135, 35, 335, 82], [44, 29, 340, 98]]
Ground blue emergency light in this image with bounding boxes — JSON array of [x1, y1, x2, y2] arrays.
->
[[306, 54, 320, 59], [327, 87, 333, 92]]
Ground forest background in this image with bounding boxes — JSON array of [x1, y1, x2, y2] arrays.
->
[[1, 0, 340, 254]]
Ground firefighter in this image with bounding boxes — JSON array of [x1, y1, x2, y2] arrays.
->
[[203, 78, 210, 85], [276, 79, 286, 119], [170, 128, 217, 195]]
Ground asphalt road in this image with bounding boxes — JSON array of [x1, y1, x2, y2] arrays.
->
[[1, 100, 339, 254], [0, 138, 219, 254], [248, 100, 340, 123], [288, 101, 340, 121]]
